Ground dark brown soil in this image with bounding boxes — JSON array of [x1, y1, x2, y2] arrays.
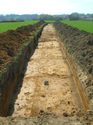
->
[[0, 20, 46, 117], [0, 21, 45, 70]]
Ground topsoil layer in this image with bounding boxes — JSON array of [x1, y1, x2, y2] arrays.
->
[[0, 21, 45, 71]]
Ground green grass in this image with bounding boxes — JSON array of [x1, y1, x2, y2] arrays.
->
[[0, 20, 38, 33], [62, 20, 93, 33]]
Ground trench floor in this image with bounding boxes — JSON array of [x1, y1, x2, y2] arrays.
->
[[12, 24, 82, 117]]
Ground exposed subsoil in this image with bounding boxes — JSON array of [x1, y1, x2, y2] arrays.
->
[[54, 22, 93, 76], [54, 22, 93, 103], [0, 24, 93, 125], [10, 24, 83, 118]]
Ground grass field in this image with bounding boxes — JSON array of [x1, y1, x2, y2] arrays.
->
[[0, 20, 38, 33], [1, 20, 93, 33], [62, 20, 93, 33]]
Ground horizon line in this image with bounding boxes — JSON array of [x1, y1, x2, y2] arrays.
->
[[0, 12, 93, 16]]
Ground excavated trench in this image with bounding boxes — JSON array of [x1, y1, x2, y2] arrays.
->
[[6, 24, 88, 118], [0, 25, 85, 121]]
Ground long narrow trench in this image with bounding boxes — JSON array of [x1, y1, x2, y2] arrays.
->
[[12, 24, 83, 117]]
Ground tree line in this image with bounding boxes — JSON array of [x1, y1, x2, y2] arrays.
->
[[0, 13, 93, 21]]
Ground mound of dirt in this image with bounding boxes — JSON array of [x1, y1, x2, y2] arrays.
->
[[0, 21, 45, 70], [0, 20, 46, 117], [54, 22, 93, 101]]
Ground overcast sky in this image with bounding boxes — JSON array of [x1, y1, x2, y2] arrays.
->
[[0, 0, 93, 15]]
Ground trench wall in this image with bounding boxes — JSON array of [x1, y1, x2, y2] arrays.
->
[[0, 21, 46, 116], [54, 22, 93, 110]]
